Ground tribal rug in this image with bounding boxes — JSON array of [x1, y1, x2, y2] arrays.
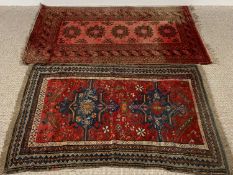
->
[[23, 5, 211, 64], [5, 64, 229, 174]]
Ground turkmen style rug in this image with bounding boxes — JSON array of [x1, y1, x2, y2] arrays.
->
[[23, 5, 211, 64], [5, 64, 229, 174]]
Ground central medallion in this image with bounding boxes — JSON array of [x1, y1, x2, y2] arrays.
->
[[79, 100, 95, 115], [129, 82, 186, 142], [59, 80, 119, 141]]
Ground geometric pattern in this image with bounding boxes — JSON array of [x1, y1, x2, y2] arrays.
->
[[129, 82, 186, 142], [59, 80, 119, 141], [57, 21, 181, 45], [23, 5, 211, 64], [5, 64, 229, 174]]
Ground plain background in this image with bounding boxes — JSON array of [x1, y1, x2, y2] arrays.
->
[[1, 0, 233, 6]]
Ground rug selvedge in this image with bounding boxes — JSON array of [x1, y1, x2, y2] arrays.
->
[[4, 64, 229, 174]]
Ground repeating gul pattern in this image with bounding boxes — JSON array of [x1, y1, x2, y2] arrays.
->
[[57, 21, 181, 44], [23, 5, 211, 64]]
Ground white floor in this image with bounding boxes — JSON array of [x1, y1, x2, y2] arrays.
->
[[0, 6, 233, 175], [1, 0, 233, 6]]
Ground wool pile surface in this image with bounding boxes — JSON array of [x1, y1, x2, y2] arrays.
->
[[23, 5, 211, 64], [5, 64, 229, 174]]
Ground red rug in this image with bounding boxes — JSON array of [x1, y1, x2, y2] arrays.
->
[[5, 65, 229, 174], [23, 5, 211, 64]]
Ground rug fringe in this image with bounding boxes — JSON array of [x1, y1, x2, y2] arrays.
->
[[188, 6, 218, 64], [0, 66, 33, 174], [198, 66, 233, 174]]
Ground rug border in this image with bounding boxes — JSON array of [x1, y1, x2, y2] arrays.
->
[[183, 6, 212, 64], [0, 65, 33, 175], [196, 65, 233, 174]]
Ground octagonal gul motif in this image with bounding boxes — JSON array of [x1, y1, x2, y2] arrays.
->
[[57, 21, 180, 45]]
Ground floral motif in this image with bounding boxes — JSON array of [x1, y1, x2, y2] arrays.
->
[[136, 128, 146, 137], [63, 26, 81, 38], [158, 24, 177, 38], [111, 25, 129, 39], [115, 124, 122, 132], [103, 126, 110, 133], [86, 25, 105, 38], [105, 85, 110, 90], [135, 84, 143, 92], [131, 93, 135, 97], [134, 25, 153, 38]]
